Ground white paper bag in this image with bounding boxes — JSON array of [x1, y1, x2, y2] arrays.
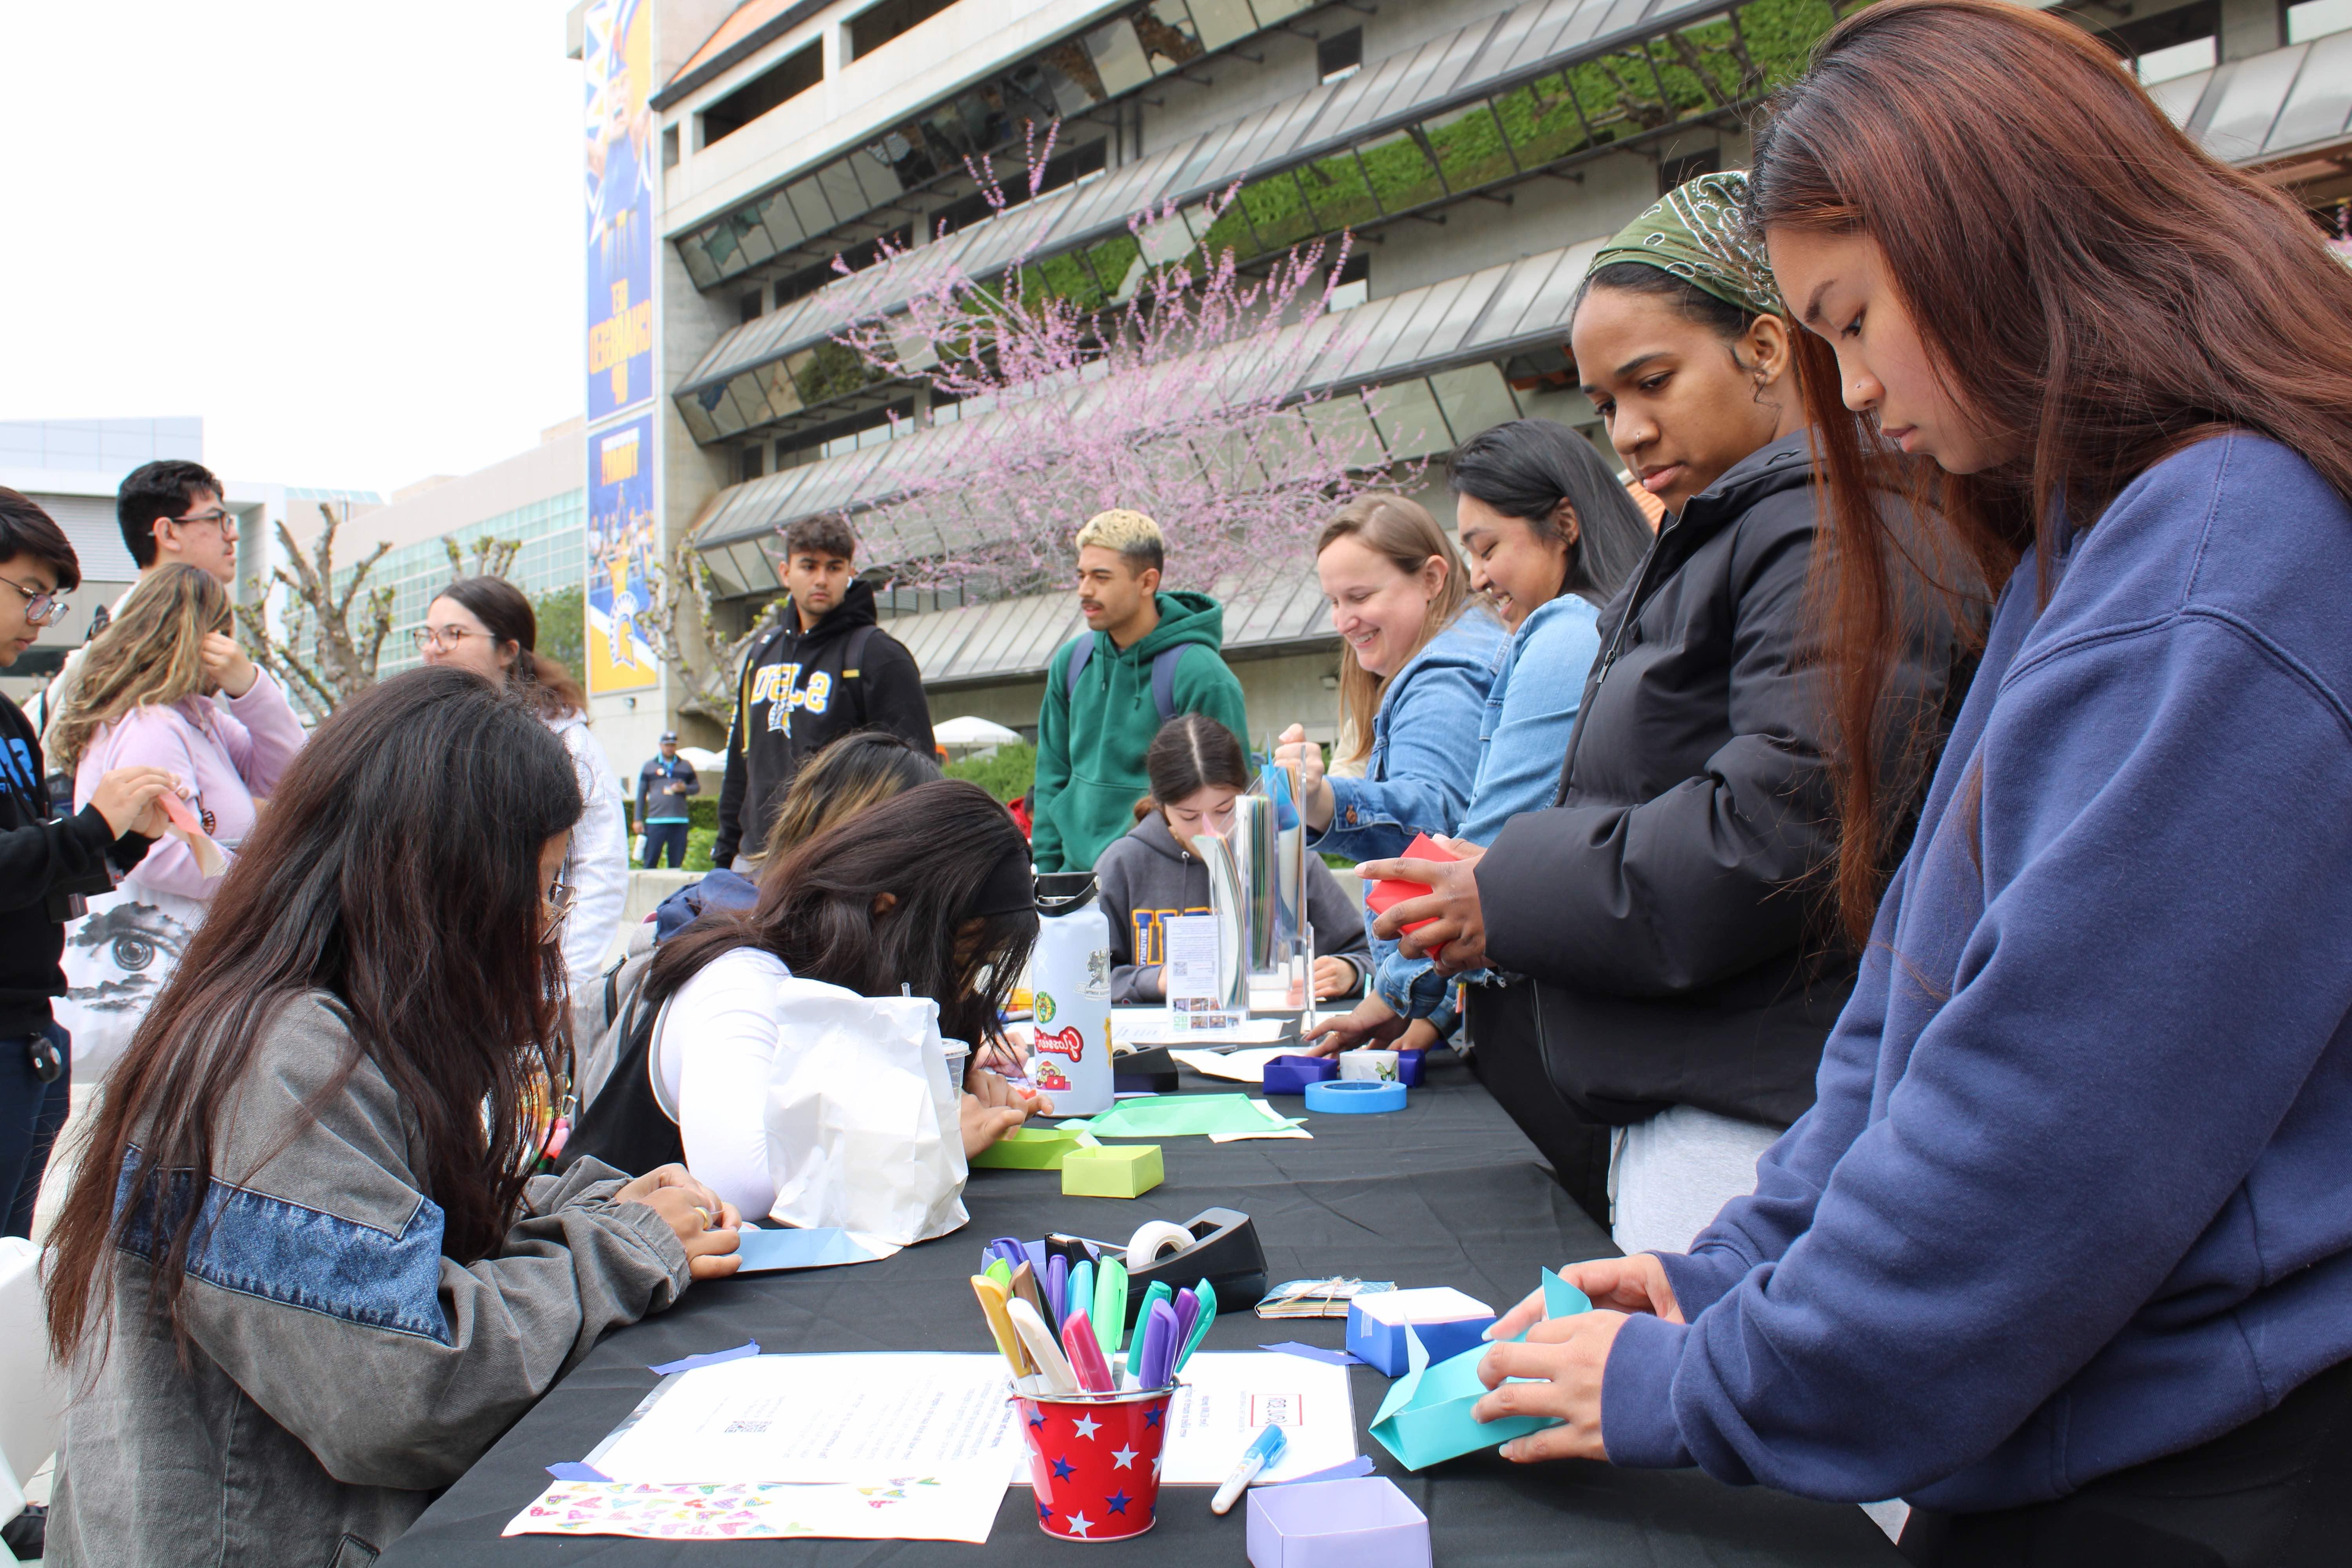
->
[[761, 977, 969, 1245]]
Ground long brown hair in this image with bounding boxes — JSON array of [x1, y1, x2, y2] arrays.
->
[[1318, 495, 1471, 764], [46, 668, 583, 1366], [1749, 0, 2352, 940], [51, 564, 231, 768], [652, 779, 1037, 1048], [757, 728, 939, 861], [439, 575, 590, 720]]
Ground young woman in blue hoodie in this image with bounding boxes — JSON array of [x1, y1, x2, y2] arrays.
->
[[1477, 4, 2352, 1559]]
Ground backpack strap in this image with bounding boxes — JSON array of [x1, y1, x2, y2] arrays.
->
[[840, 624, 877, 722], [1149, 643, 1196, 724], [1064, 635, 1095, 697]]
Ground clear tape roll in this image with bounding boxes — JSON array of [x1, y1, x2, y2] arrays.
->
[[1125, 1220, 1196, 1271]]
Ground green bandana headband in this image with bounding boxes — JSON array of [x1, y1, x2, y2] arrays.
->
[[1587, 171, 1784, 320]]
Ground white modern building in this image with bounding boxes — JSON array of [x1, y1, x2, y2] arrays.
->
[[0, 418, 380, 707], [590, 0, 2352, 742]]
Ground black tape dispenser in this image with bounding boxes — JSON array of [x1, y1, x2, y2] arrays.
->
[[1110, 1207, 1267, 1319]]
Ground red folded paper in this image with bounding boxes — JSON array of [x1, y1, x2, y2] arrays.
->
[[1365, 832, 1457, 936]]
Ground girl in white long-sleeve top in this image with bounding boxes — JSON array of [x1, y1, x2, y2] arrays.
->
[[418, 576, 630, 1004]]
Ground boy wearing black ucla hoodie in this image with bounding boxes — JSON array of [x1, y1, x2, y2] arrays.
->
[[713, 517, 934, 868], [0, 490, 167, 1237]]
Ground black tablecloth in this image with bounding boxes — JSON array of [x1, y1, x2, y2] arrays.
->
[[383, 1058, 1902, 1565]]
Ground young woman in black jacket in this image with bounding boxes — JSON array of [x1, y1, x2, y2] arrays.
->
[[1365, 173, 1972, 1250]]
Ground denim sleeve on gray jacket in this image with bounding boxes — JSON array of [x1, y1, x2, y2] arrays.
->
[[159, 992, 690, 1490]]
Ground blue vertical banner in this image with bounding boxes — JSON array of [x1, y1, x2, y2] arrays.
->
[[583, 0, 658, 696], [587, 414, 659, 691], [584, 0, 654, 422]]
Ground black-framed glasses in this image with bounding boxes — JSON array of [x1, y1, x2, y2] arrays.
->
[[172, 507, 239, 539], [0, 572, 66, 626]]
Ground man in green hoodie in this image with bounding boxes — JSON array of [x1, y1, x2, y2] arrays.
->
[[1032, 510, 1250, 873]]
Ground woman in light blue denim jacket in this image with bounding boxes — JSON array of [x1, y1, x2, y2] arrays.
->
[[1276, 495, 1503, 883], [1302, 421, 1654, 1054]]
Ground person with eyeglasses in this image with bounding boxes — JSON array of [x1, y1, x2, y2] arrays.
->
[[416, 576, 630, 1007], [31, 460, 239, 757], [0, 489, 176, 1239]]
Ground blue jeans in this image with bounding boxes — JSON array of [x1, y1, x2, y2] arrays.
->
[[2, 1022, 69, 1239], [641, 819, 690, 868]]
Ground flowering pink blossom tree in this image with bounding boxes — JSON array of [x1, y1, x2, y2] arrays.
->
[[823, 127, 1418, 598]]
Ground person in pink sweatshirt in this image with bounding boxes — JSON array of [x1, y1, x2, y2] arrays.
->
[[49, 564, 306, 1074]]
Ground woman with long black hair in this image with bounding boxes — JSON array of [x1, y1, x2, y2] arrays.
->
[[568, 779, 1052, 1220], [1477, 4, 2352, 1559], [42, 668, 738, 1566]]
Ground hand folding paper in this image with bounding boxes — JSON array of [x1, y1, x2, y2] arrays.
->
[[1367, 1269, 1590, 1470]]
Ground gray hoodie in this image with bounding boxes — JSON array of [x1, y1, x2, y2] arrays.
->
[[1095, 813, 1370, 1005], [47, 992, 692, 1568]]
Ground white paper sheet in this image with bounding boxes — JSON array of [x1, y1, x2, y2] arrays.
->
[[1006, 1352, 1357, 1487], [1113, 1009, 1289, 1047], [586, 1353, 1027, 1486], [1167, 1047, 1302, 1083]]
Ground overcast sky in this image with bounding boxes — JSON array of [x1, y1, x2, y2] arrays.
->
[[0, 1, 584, 496]]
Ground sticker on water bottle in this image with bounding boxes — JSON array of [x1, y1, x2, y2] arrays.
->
[[1083, 949, 1109, 997], [1035, 991, 1058, 1024]]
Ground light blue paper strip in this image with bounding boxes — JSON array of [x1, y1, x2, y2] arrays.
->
[[1261, 1341, 1365, 1366], [1262, 1455, 1379, 1486], [648, 1338, 761, 1376], [733, 1226, 874, 1273], [545, 1461, 611, 1481]]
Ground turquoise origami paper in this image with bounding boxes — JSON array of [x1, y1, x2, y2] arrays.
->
[[1367, 1269, 1592, 1470]]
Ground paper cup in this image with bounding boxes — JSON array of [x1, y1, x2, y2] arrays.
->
[[1339, 1049, 1400, 1083], [1013, 1381, 1175, 1541]]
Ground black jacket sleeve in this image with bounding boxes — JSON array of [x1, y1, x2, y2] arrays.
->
[[1479, 496, 1840, 998], [712, 674, 754, 868], [859, 633, 934, 756], [0, 805, 150, 914]]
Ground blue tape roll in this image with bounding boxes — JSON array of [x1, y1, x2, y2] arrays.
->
[[1303, 1078, 1406, 1115]]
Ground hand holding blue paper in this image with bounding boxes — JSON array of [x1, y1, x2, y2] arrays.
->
[[1471, 1270, 1623, 1465], [1367, 1269, 1591, 1471]]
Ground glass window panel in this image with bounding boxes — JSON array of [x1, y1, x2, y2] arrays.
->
[[677, 388, 720, 446], [784, 176, 835, 237], [728, 370, 782, 427], [733, 541, 781, 590], [678, 232, 722, 290], [1492, 75, 1596, 168], [757, 358, 804, 420], [1216, 103, 1306, 180], [1249, 0, 1314, 23], [1235, 168, 1315, 254], [1563, 37, 1679, 147], [1378, 276, 1471, 371], [727, 205, 778, 270], [1429, 263, 1506, 356], [1294, 147, 1380, 231], [1085, 18, 1155, 96], [816, 160, 872, 230], [752, 186, 805, 252], [1322, 51, 1415, 138], [1468, 248, 1569, 345], [1302, 393, 1387, 468], [847, 144, 905, 205], [1366, 377, 1448, 460], [697, 543, 746, 596], [1422, 102, 1517, 192], [1189, 0, 1255, 49], [706, 382, 751, 438], [1361, 38, 1456, 125], [1141, 2, 1206, 69], [1644, 12, 1748, 122], [1355, 127, 1447, 216], [697, 218, 746, 277], [1429, 363, 1523, 446], [1196, 183, 1266, 259], [793, 340, 877, 407]]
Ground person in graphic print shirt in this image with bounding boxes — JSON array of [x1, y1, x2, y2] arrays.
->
[[713, 515, 934, 871]]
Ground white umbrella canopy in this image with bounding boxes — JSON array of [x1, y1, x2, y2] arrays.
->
[[676, 746, 724, 773], [933, 716, 1024, 749]]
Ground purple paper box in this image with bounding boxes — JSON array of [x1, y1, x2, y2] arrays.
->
[[1262, 1054, 1338, 1095], [1247, 1476, 1430, 1568]]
